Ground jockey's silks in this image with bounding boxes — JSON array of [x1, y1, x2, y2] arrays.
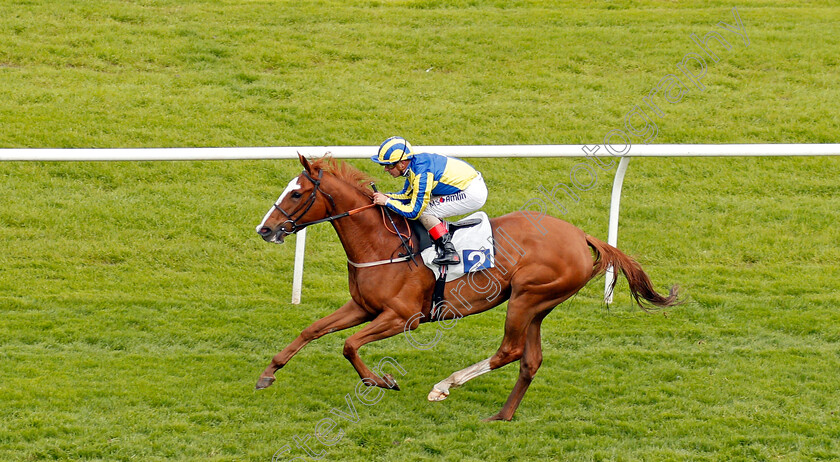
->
[[384, 153, 478, 219]]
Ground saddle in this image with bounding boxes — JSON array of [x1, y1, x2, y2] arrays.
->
[[408, 217, 482, 253], [406, 214, 489, 323]]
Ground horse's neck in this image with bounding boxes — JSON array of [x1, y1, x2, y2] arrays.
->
[[325, 182, 398, 263]]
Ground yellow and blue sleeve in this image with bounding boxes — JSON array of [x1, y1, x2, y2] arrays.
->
[[385, 172, 434, 219], [386, 179, 412, 200]]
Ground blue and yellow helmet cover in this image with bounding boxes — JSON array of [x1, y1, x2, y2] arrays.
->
[[371, 136, 413, 164]]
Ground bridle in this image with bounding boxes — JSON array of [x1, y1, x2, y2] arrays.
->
[[268, 169, 376, 237], [262, 168, 417, 267]]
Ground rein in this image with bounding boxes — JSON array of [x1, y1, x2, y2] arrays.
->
[[371, 183, 416, 266], [295, 203, 378, 228], [272, 169, 418, 268], [273, 169, 377, 233], [346, 206, 420, 269]]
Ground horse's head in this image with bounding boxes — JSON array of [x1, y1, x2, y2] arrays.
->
[[256, 154, 333, 244]]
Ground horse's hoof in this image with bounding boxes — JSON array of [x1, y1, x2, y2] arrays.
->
[[427, 387, 449, 402], [255, 376, 276, 390], [482, 413, 510, 422], [383, 373, 400, 390]]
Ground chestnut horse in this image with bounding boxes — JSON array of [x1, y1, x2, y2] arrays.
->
[[255, 155, 679, 421]]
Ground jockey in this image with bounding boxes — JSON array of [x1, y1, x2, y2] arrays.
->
[[371, 136, 488, 266]]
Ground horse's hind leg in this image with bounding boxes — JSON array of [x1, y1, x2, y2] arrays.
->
[[484, 314, 547, 421], [427, 358, 494, 401], [428, 296, 538, 401]]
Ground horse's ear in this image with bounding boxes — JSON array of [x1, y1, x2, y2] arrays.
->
[[298, 152, 313, 174]]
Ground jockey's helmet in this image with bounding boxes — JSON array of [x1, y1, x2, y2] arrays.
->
[[371, 136, 413, 165]]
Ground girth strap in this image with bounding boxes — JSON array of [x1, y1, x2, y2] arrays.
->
[[427, 266, 448, 322]]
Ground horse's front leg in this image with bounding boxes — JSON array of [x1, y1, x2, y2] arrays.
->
[[256, 299, 372, 390], [343, 310, 410, 390]]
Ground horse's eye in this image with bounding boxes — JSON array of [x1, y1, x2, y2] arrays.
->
[[291, 192, 302, 199]]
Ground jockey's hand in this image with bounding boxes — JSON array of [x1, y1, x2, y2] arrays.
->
[[372, 192, 389, 206]]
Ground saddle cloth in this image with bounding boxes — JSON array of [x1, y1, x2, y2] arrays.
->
[[420, 211, 494, 282]]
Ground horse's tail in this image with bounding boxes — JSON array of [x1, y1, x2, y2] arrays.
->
[[586, 235, 681, 310]]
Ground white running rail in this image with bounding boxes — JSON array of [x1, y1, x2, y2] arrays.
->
[[4, 144, 839, 304]]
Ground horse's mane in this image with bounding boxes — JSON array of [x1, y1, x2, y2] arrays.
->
[[309, 156, 373, 197]]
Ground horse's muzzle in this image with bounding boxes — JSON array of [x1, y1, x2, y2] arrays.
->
[[257, 226, 286, 244]]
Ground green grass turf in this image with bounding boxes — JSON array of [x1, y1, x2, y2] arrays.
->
[[2, 1, 840, 461]]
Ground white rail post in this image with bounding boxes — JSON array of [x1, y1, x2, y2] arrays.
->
[[605, 156, 631, 304], [291, 227, 307, 304]]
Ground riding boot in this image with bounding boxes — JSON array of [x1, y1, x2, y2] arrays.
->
[[432, 232, 460, 266]]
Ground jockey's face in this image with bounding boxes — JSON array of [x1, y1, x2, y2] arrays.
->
[[384, 160, 407, 177]]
